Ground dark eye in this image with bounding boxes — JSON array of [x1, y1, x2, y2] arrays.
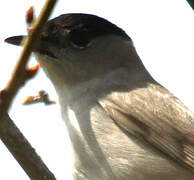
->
[[69, 29, 91, 48]]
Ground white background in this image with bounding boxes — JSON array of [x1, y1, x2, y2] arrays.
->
[[0, 0, 193, 179]]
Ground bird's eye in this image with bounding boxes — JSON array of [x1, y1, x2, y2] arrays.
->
[[69, 29, 91, 48]]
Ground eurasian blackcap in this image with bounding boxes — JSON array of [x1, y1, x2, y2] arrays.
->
[[5, 13, 194, 180]]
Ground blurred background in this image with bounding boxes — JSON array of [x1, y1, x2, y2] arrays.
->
[[0, 0, 193, 179]]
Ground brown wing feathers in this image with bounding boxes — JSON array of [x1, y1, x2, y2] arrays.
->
[[101, 82, 194, 172]]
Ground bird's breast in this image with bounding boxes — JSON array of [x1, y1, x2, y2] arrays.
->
[[60, 97, 194, 180]]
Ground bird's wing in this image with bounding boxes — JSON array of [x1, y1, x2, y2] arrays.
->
[[99, 82, 194, 171]]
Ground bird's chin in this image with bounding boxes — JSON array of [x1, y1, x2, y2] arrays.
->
[[34, 52, 58, 63], [34, 54, 61, 77]]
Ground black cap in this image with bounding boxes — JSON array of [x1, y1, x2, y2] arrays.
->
[[5, 13, 131, 49]]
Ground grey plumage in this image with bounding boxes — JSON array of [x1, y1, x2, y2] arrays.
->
[[5, 13, 194, 180]]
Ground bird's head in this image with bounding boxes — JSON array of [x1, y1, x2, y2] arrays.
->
[[5, 14, 143, 90]]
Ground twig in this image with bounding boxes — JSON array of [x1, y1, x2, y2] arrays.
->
[[0, 0, 57, 179], [3, 0, 57, 112], [0, 114, 56, 180], [22, 90, 56, 105]]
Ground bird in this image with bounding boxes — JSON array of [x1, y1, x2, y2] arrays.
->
[[5, 13, 194, 180]]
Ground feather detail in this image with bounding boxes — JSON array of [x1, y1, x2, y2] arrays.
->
[[100, 82, 194, 172]]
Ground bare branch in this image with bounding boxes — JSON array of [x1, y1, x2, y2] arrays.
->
[[0, 0, 58, 179], [3, 0, 57, 112], [0, 114, 56, 180]]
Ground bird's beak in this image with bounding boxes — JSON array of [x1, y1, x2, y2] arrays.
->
[[5, 35, 56, 58], [5, 36, 56, 58], [4, 35, 25, 46]]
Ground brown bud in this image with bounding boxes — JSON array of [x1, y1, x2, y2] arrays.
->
[[26, 6, 34, 25], [25, 63, 40, 79]]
